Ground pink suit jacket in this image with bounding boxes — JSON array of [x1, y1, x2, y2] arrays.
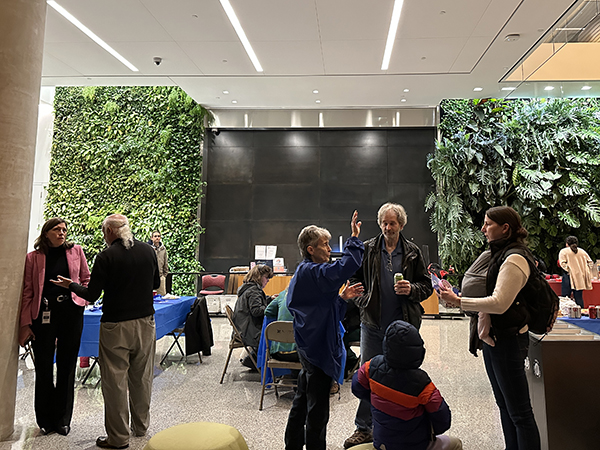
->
[[20, 245, 91, 328]]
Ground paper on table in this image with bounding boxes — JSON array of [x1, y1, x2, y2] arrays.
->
[[266, 245, 277, 259], [255, 245, 266, 259]]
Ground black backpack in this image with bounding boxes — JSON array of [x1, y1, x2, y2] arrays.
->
[[506, 249, 559, 335]]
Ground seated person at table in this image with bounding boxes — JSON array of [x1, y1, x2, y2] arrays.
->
[[352, 320, 462, 450], [264, 288, 298, 362], [233, 264, 274, 369]]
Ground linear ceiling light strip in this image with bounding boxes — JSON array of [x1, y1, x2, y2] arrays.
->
[[47, 1, 139, 72], [219, 0, 263, 72], [381, 0, 405, 71]]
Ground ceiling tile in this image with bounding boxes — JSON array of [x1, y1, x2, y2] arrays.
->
[[179, 41, 257, 75], [252, 41, 324, 75], [322, 40, 385, 74]]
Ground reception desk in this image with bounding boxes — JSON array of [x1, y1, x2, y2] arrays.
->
[[226, 273, 292, 296], [548, 279, 600, 307]]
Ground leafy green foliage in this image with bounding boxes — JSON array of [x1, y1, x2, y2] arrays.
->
[[429, 98, 600, 272], [46, 86, 213, 294]]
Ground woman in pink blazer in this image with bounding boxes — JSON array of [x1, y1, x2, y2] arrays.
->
[[19, 218, 90, 436]]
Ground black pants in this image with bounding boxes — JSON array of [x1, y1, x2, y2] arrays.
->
[[30, 298, 84, 429], [284, 354, 332, 450]]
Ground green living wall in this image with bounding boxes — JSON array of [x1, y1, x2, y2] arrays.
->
[[46, 86, 212, 294], [428, 98, 600, 273]]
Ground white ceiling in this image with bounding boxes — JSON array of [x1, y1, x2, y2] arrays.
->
[[41, 0, 586, 109]]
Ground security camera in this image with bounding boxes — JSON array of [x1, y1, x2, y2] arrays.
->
[[153, 57, 162, 66]]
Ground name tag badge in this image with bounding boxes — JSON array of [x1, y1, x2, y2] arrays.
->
[[42, 310, 51, 325]]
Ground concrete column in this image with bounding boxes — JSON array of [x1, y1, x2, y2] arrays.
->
[[0, 0, 47, 440]]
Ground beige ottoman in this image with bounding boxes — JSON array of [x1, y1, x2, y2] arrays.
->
[[143, 422, 249, 450]]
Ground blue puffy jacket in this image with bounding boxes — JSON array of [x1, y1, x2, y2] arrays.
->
[[352, 320, 452, 450]]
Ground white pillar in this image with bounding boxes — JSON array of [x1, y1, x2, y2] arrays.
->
[[0, 0, 47, 440]]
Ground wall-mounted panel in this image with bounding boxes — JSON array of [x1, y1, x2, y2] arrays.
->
[[206, 147, 253, 184], [254, 146, 319, 183], [200, 128, 437, 273]]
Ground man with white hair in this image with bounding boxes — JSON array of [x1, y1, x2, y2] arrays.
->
[[53, 214, 160, 449], [344, 203, 433, 449]]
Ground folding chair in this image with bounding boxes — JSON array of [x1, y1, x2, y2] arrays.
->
[[160, 328, 203, 365], [219, 304, 258, 383], [19, 341, 34, 363], [259, 321, 302, 410]]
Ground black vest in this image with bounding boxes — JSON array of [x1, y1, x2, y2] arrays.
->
[[487, 239, 532, 338]]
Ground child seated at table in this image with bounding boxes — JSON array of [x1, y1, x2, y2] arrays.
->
[[352, 320, 462, 450]]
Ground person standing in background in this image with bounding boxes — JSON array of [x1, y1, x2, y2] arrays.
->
[[559, 236, 593, 308], [19, 218, 91, 436], [150, 230, 168, 296]]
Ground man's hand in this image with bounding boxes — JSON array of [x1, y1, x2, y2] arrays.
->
[[351, 210, 362, 238], [341, 281, 364, 300], [394, 280, 412, 296], [51, 275, 73, 289]]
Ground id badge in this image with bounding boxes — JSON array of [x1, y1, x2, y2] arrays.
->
[[42, 310, 51, 325]]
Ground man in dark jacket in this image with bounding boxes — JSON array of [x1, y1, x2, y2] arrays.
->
[[352, 320, 462, 450], [53, 214, 160, 449], [345, 203, 433, 448]]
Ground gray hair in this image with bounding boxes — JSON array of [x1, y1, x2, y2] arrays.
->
[[297, 225, 331, 259], [377, 202, 407, 229], [103, 214, 134, 249]]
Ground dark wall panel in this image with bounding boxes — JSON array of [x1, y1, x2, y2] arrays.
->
[[321, 146, 388, 184], [206, 147, 253, 184], [254, 146, 319, 183], [200, 128, 437, 273]]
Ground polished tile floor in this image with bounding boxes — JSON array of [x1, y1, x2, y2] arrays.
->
[[2, 316, 505, 450]]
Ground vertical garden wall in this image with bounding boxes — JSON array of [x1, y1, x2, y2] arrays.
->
[[428, 98, 600, 273], [46, 86, 212, 294]]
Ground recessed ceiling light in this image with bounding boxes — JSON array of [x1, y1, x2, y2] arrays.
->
[[473, 87, 483, 92], [544, 86, 554, 91], [313, 90, 319, 94], [403, 89, 409, 92], [381, 0, 406, 70], [505, 34, 520, 42], [231, 100, 238, 104], [400, 98, 407, 102], [219, 0, 263, 72], [581, 85, 592, 91], [47, 1, 139, 72], [501, 87, 516, 91], [222, 90, 229, 94], [315, 100, 321, 104]]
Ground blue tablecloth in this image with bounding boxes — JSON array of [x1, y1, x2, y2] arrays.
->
[[79, 296, 196, 357], [558, 316, 600, 335]]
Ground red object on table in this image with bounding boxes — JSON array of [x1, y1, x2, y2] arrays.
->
[[547, 279, 600, 308]]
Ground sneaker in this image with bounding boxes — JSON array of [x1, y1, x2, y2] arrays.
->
[[344, 429, 373, 449]]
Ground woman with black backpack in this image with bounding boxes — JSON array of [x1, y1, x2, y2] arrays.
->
[[439, 206, 541, 450]]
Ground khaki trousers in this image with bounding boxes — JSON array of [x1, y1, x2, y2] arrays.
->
[[157, 276, 166, 296], [99, 315, 156, 447]]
